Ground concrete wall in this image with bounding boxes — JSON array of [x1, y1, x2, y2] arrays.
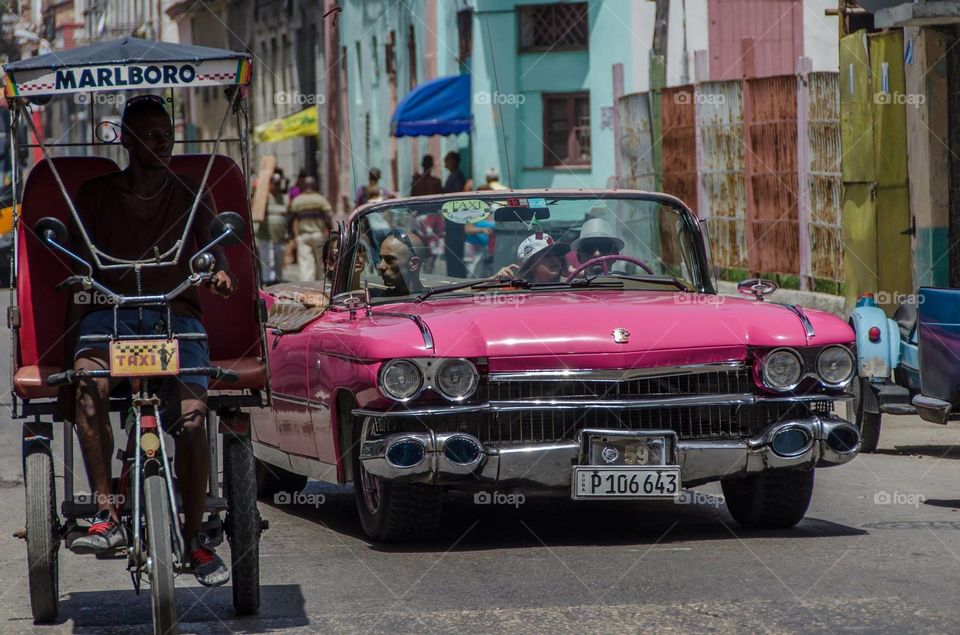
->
[[803, 0, 840, 73]]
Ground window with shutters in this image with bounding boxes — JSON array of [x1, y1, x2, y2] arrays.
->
[[542, 92, 591, 167], [518, 2, 588, 52], [457, 9, 473, 62]]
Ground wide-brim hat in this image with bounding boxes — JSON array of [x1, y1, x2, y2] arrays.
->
[[571, 217, 625, 252]]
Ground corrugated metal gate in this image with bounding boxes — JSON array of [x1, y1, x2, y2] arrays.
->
[[661, 86, 698, 213], [838, 30, 912, 312], [745, 75, 800, 276], [617, 93, 656, 190], [696, 81, 747, 270], [804, 72, 844, 286], [616, 70, 843, 288]]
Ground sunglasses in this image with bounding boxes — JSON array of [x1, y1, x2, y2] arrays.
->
[[577, 240, 618, 256], [125, 94, 167, 107], [385, 228, 415, 252]]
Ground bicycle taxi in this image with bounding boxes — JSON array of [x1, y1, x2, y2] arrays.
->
[[4, 37, 268, 633]]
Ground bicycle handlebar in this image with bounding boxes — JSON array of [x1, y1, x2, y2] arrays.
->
[[46, 366, 240, 387]]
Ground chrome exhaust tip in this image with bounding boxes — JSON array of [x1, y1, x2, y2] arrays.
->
[[769, 424, 814, 458], [384, 437, 428, 469], [818, 419, 861, 466], [442, 434, 483, 466]]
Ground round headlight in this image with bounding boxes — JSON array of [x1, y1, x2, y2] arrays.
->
[[817, 346, 854, 385], [761, 349, 803, 390], [379, 360, 423, 401], [436, 359, 478, 401]]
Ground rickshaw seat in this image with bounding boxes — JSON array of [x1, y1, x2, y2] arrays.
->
[[14, 154, 266, 401], [13, 357, 265, 399], [13, 365, 60, 399]]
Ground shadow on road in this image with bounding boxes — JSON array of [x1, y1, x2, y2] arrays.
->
[[39, 583, 306, 633], [262, 483, 866, 553], [923, 498, 960, 510], [878, 444, 960, 460]]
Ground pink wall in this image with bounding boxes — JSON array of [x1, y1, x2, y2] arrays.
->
[[707, 0, 803, 80]]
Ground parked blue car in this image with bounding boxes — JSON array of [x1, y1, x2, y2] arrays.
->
[[849, 289, 960, 451]]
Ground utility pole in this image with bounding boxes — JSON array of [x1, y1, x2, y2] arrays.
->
[[650, 0, 669, 191]]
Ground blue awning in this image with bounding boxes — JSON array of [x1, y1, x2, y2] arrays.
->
[[390, 74, 473, 137]]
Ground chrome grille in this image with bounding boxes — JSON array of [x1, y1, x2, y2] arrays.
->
[[378, 401, 833, 445], [486, 368, 754, 401]]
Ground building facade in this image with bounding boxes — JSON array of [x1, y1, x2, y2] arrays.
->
[[335, 0, 840, 200]]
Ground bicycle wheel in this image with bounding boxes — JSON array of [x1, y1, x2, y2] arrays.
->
[[25, 447, 59, 622], [144, 471, 178, 635], [224, 433, 261, 615]]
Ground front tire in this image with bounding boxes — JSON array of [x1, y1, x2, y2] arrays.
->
[[721, 469, 815, 529], [144, 471, 178, 635], [848, 377, 882, 453], [25, 447, 59, 622], [352, 446, 442, 543], [224, 434, 261, 616]]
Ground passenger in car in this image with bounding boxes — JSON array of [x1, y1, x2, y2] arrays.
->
[[495, 232, 571, 284], [321, 231, 365, 291], [379, 228, 425, 296]]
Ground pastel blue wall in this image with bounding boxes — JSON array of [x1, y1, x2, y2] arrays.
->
[[339, 0, 641, 194]]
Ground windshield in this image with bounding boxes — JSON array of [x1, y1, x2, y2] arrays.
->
[[336, 193, 710, 302]]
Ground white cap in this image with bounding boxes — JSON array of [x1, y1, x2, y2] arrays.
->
[[516, 232, 570, 266]]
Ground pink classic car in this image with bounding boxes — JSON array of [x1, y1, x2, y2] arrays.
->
[[252, 191, 861, 542]]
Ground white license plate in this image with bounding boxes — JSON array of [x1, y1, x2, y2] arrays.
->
[[572, 466, 681, 499]]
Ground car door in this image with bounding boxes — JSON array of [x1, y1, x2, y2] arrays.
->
[[271, 329, 320, 459], [917, 287, 960, 402], [309, 330, 340, 467]]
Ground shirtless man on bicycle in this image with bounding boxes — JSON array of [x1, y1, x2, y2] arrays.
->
[[66, 95, 235, 587]]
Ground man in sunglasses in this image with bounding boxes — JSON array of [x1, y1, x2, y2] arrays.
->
[[64, 94, 233, 587], [571, 217, 626, 277], [379, 229, 425, 296]]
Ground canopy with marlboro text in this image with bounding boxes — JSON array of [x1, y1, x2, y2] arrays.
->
[[3, 37, 252, 98]]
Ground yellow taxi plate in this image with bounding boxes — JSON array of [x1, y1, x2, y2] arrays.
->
[[108, 339, 180, 377]]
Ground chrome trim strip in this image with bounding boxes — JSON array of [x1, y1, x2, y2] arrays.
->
[[273, 392, 329, 410], [252, 441, 341, 484], [489, 394, 755, 411], [354, 392, 849, 418], [489, 361, 746, 382], [782, 304, 816, 338], [355, 403, 491, 417], [376, 311, 435, 350]]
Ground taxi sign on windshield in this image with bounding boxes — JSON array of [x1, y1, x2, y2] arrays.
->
[[440, 199, 490, 224], [109, 339, 180, 377]]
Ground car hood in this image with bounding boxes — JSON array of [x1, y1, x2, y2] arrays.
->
[[374, 290, 852, 367]]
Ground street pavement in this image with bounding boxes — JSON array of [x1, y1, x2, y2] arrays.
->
[[1, 291, 960, 633]]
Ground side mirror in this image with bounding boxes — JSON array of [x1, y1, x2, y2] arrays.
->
[[35, 217, 68, 246], [210, 211, 246, 247]]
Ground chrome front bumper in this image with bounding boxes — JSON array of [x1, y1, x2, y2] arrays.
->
[[358, 416, 861, 489]]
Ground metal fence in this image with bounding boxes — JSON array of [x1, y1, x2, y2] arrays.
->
[[617, 70, 843, 287]]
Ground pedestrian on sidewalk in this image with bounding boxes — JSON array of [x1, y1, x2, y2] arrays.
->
[[355, 167, 394, 208], [477, 166, 508, 191], [443, 151, 468, 277], [289, 176, 333, 281], [288, 169, 308, 201], [411, 155, 443, 197], [410, 154, 445, 273], [255, 171, 289, 285]]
